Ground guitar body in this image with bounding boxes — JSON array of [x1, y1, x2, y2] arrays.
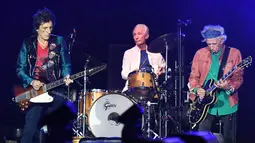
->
[[189, 79, 218, 125], [12, 64, 108, 112], [13, 85, 53, 112]]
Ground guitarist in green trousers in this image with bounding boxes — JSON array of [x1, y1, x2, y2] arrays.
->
[[16, 8, 75, 143], [188, 25, 244, 143]]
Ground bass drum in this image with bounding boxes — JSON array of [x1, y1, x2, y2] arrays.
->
[[88, 93, 143, 137]]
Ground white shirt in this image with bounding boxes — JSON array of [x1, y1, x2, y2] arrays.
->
[[121, 45, 166, 92]]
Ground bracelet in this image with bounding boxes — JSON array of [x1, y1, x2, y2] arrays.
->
[[228, 85, 235, 94]]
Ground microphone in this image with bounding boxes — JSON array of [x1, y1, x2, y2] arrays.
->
[[86, 55, 91, 63], [68, 28, 76, 54], [178, 19, 192, 26], [186, 19, 192, 24]]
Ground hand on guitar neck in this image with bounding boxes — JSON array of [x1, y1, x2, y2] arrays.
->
[[197, 79, 231, 100], [30, 75, 73, 90], [30, 80, 44, 90], [63, 74, 73, 86], [215, 79, 231, 90]]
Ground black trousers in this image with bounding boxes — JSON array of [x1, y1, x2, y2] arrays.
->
[[198, 113, 236, 143], [20, 91, 76, 143]]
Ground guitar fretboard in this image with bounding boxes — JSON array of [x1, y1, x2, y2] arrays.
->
[[45, 64, 107, 91], [46, 71, 84, 90], [206, 66, 237, 94]]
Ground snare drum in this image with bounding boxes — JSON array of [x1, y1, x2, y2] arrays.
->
[[78, 89, 108, 115], [88, 93, 143, 137]]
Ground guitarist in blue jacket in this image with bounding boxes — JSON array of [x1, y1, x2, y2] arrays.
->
[[188, 25, 244, 143], [16, 8, 75, 143]]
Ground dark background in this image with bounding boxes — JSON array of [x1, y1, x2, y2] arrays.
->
[[1, 0, 254, 142]]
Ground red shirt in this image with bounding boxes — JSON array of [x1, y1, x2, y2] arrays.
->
[[34, 43, 49, 80]]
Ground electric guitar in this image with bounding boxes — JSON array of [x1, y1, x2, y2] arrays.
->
[[188, 56, 252, 129], [13, 64, 107, 112]]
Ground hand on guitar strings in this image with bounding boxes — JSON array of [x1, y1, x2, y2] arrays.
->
[[216, 79, 231, 90], [64, 74, 73, 86], [197, 87, 206, 100], [31, 80, 44, 90]]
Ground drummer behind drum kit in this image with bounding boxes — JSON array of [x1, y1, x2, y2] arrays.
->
[[72, 66, 162, 139], [72, 20, 192, 141], [72, 35, 186, 141]]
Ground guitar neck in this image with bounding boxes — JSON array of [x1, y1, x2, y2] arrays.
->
[[206, 65, 238, 94], [45, 71, 84, 90], [45, 64, 107, 91]]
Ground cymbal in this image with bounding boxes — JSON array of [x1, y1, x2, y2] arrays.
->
[[84, 53, 105, 68], [148, 33, 185, 53]]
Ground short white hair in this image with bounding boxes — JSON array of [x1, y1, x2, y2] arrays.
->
[[133, 24, 149, 35]]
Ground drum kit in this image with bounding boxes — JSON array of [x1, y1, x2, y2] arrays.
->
[[72, 68, 164, 139], [70, 20, 192, 141]]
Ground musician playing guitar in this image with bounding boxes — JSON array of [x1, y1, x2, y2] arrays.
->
[[16, 8, 75, 143], [188, 25, 244, 143]]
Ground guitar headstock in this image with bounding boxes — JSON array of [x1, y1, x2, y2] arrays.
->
[[238, 56, 252, 69]]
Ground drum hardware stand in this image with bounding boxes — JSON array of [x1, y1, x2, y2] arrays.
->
[[72, 123, 83, 137], [144, 101, 158, 139], [150, 129, 160, 139], [163, 35, 169, 137]]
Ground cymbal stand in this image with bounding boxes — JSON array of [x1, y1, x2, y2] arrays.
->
[[74, 56, 91, 137], [159, 37, 170, 137], [82, 56, 90, 136]]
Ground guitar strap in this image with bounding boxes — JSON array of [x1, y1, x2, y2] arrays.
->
[[218, 46, 230, 79]]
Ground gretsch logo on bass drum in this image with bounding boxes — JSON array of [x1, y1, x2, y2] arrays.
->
[[104, 100, 116, 110]]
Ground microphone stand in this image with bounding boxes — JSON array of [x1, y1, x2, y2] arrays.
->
[[82, 56, 90, 136], [68, 28, 76, 55], [67, 28, 76, 102], [176, 19, 191, 133]]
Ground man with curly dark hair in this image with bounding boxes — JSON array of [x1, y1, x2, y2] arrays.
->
[[16, 8, 75, 143]]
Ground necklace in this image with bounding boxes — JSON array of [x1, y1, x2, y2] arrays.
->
[[37, 38, 48, 50]]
